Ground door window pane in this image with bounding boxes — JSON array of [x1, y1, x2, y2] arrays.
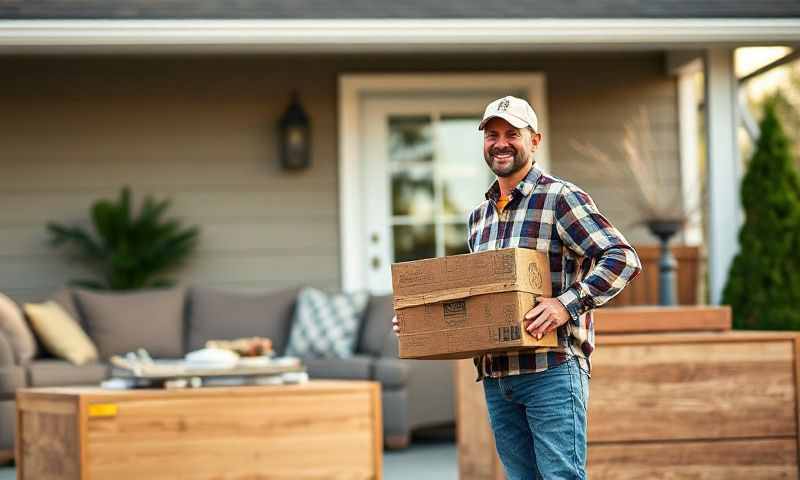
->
[[388, 113, 489, 263], [438, 116, 491, 216], [393, 224, 436, 262], [445, 223, 470, 256], [389, 116, 433, 163], [391, 164, 434, 218]]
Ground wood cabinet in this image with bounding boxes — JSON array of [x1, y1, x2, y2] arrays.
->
[[16, 380, 383, 480], [457, 307, 800, 479]]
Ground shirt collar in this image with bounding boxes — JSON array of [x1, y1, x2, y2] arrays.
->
[[484, 163, 543, 202]]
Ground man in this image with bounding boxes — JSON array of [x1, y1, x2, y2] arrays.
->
[[393, 96, 641, 479]]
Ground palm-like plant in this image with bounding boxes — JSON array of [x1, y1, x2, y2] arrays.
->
[[47, 187, 200, 290]]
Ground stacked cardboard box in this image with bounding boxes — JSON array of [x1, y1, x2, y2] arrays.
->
[[392, 247, 558, 359]]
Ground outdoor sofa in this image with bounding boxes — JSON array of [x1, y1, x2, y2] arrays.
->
[[0, 286, 455, 455]]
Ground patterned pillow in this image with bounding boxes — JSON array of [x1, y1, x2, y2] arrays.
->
[[285, 287, 369, 359]]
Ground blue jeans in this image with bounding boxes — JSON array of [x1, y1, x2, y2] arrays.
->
[[482, 358, 589, 480]]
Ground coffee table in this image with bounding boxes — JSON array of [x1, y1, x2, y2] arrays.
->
[[16, 380, 382, 479]]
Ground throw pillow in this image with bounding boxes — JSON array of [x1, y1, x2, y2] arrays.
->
[[27, 288, 84, 360], [49, 288, 83, 327], [74, 288, 185, 359], [0, 292, 37, 364], [23, 301, 99, 365], [285, 287, 369, 359]]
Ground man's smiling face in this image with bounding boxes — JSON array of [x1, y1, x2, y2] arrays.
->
[[482, 117, 539, 178]]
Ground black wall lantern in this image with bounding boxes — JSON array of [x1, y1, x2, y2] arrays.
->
[[278, 92, 311, 171]]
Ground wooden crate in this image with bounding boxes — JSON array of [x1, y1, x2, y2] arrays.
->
[[16, 380, 383, 480], [456, 307, 800, 479]]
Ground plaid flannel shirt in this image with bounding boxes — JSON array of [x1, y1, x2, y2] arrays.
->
[[468, 164, 642, 380]]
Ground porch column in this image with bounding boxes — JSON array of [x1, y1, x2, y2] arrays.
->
[[704, 48, 741, 305], [667, 51, 704, 246]]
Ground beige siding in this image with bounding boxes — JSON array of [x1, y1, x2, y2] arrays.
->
[[0, 53, 677, 302]]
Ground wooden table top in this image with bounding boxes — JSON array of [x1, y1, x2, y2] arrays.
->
[[17, 379, 380, 402]]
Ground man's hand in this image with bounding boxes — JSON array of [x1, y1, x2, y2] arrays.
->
[[524, 298, 570, 339], [392, 315, 400, 336]]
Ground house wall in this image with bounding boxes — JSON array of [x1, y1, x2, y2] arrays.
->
[[0, 52, 679, 302]]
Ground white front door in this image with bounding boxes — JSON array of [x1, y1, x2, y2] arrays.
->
[[339, 74, 549, 294], [361, 96, 493, 293]]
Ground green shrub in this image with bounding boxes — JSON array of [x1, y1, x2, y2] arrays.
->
[[47, 187, 200, 290], [722, 97, 800, 330]]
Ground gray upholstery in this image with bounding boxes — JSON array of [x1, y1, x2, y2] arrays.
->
[[187, 286, 299, 355], [27, 359, 108, 387], [381, 389, 409, 441], [75, 288, 185, 359], [304, 355, 372, 380], [0, 366, 25, 395], [357, 294, 394, 356], [405, 360, 456, 430], [381, 327, 400, 358], [373, 357, 408, 389], [0, 401, 14, 456], [0, 334, 15, 367]]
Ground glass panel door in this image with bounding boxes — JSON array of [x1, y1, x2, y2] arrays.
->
[[388, 113, 488, 262], [361, 96, 509, 292]]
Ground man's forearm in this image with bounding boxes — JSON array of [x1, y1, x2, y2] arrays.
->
[[556, 245, 642, 323]]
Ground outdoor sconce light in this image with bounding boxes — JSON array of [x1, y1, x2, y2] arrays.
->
[[278, 92, 311, 171]]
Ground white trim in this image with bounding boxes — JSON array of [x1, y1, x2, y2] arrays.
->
[[677, 71, 703, 246], [2, 19, 800, 52], [338, 77, 363, 294], [338, 73, 548, 292], [704, 48, 741, 305]]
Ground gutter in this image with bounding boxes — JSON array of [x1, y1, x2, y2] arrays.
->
[[1, 18, 799, 53]]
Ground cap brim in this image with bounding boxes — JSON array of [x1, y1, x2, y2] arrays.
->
[[478, 113, 530, 130]]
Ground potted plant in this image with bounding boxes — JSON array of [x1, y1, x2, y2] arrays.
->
[[47, 186, 200, 290]]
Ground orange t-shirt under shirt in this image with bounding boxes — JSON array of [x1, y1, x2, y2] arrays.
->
[[496, 194, 511, 213]]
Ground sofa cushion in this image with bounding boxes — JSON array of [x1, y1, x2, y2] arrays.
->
[[373, 357, 409, 389], [74, 288, 185, 359], [0, 292, 36, 364], [187, 286, 299, 355], [303, 355, 373, 380], [357, 294, 394, 356], [0, 334, 14, 367], [285, 288, 369, 359], [27, 359, 108, 387], [24, 301, 99, 365], [0, 366, 26, 394]]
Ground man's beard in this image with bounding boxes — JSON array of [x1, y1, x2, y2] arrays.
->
[[484, 147, 529, 177]]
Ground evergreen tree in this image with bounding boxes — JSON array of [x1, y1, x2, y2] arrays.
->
[[723, 97, 800, 330]]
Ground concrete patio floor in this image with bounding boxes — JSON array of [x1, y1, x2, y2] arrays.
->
[[0, 440, 458, 480]]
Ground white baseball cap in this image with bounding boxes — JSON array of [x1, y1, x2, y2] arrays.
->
[[478, 95, 539, 133]]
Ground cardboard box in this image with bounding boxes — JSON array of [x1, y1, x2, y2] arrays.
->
[[392, 248, 558, 359]]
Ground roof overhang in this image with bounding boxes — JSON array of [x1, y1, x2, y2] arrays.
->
[[1, 18, 800, 54]]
